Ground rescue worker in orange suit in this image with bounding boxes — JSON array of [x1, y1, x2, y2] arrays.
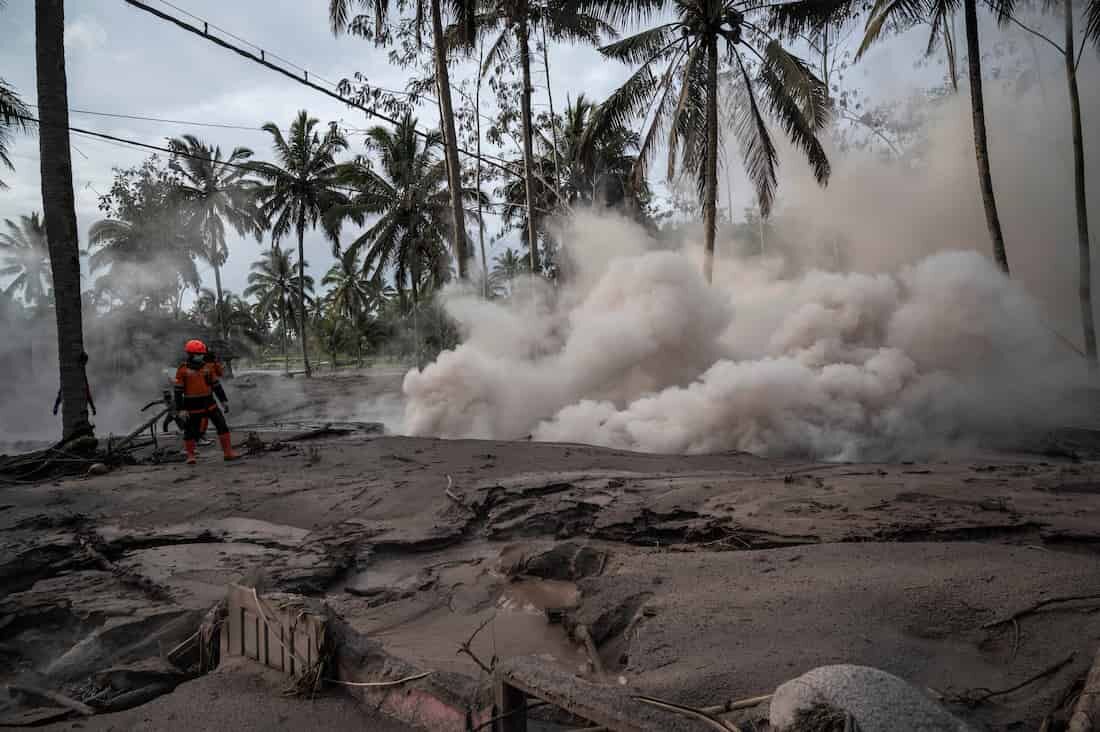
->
[[174, 340, 240, 464], [196, 350, 225, 445]]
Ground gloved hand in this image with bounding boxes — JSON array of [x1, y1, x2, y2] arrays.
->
[[90, 405, 97, 416], [222, 402, 230, 414]]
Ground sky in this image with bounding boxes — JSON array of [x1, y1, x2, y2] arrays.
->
[[0, 0, 635, 302]]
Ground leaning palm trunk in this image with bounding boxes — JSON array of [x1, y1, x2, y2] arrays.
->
[[431, 0, 469, 279], [1065, 0, 1096, 363], [296, 220, 311, 377], [36, 0, 91, 442], [517, 12, 541, 273], [963, 0, 1009, 274], [702, 36, 719, 285]]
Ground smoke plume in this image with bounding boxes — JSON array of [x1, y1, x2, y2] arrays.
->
[[403, 73, 1099, 460]]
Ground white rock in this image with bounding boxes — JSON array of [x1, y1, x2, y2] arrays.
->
[[770, 665, 972, 732]]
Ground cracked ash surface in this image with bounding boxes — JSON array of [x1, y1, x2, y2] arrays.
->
[[2, 372, 1100, 730]]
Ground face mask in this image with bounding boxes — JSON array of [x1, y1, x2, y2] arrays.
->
[[188, 355, 205, 369]]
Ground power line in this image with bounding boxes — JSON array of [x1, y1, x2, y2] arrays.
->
[[27, 104, 264, 132], [121, 0, 524, 182]]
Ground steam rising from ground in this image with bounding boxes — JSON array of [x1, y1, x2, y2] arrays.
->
[[404, 78, 1099, 460]]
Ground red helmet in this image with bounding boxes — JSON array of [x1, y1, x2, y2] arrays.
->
[[185, 339, 207, 355]]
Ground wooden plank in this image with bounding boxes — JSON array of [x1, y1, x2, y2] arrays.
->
[[495, 657, 698, 732], [495, 682, 528, 732]]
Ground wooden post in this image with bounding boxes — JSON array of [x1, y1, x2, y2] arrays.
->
[[495, 681, 527, 732]]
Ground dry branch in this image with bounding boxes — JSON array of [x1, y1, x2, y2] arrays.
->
[[457, 615, 496, 675], [6, 684, 95, 716]]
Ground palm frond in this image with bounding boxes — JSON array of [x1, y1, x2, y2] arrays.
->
[[732, 53, 778, 217], [858, 0, 928, 59], [762, 41, 830, 132]]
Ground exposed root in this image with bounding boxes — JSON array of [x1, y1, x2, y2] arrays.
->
[[983, 594, 1100, 629], [944, 652, 1076, 707], [633, 694, 742, 731]]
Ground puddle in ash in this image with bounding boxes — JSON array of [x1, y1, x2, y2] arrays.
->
[[499, 579, 580, 612]]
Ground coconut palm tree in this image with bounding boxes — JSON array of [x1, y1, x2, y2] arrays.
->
[[86, 209, 200, 312], [329, 0, 474, 279], [0, 77, 31, 190], [773, 0, 1011, 274], [323, 249, 391, 365], [468, 0, 616, 273], [252, 111, 348, 377], [167, 135, 262, 345], [490, 246, 525, 296], [244, 244, 313, 373], [1088, 0, 1099, 43], [589, 0, 831, 284], [0, 213, 52, 308], [36, 0, 91, 440], [328, 114, 481, 307]]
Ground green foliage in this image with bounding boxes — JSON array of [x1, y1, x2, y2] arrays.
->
[[0, 213, 51, 309], [589, 0, 831, 219], [87, 156, 201, 313]]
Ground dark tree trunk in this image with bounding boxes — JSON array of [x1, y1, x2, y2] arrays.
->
[[476, 39, 489, 297], [963, 0, 1010, 274], [431, 0, 468, 280], [1065, 0, 1096, 363], [297, 220, 311, 377], [212, 262, 225, 340], [36, 0, 91, 442], [702, 35, 719, 285], [517, 10, 541, 274], [281, 289, 289, 374]]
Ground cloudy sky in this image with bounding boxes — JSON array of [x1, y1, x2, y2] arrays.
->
[[0, 0, 636, 300]]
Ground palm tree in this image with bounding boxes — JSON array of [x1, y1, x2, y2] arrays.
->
[[1088, 0, 1099, 44], [86, 210, 200, 312], [775, 0, 1011, 273], [490, 246, 524, 296], [328, 114, 480, 308], [0, 213, 52, 308], [252, 111, 348, 378], [0, 77, 31, 189], [244, 244, 313, 374], [168, 135, 262, 346], [324, 249, 389, 365], [330, 0, 474, 279], [36, 0, 91, 440], [470, 0, 615, 273], [590, 0, 831, 284]]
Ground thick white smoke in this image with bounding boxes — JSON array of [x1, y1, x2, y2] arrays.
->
[[403, 210, 1086, 460], [402, 56, 1100, 460]]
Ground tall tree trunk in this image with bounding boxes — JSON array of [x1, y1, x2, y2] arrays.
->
[[517, 11, 541, 274], [702, 36, 719, 285], [281, 289, 289, 374], [212, 262, 225, 342], [430, 0, 468, 280], [944, 12, 959, 93], [541, 21, 563, 203], [296, 220, 311, 377], [36, 0, 91, 442], [963, 0, 1010, 274], [1066, 0, 1097, 363], [476, 38, 489, 297], [411, 269, 423, 371]]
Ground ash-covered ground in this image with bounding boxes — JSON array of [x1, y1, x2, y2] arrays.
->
[[2, 368, 1100, 730]]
